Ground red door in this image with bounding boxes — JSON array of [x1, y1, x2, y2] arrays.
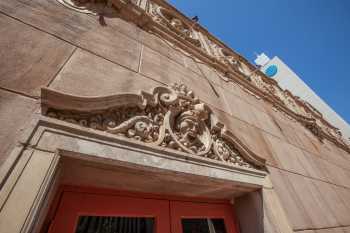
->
[[171, 201, 238, 233], [49, 191, 170, 233], [48, 187, 238, 233]]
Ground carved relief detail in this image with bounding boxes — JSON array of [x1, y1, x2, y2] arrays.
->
[[43, 84, 265, 169], [148, 2, 202, 48], [53, 0, 349, 150]]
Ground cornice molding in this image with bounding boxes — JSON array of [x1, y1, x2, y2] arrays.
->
[[54, 0, 350, 152]]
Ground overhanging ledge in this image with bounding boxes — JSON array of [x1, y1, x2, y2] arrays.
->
[[36, 117, 267, 191]]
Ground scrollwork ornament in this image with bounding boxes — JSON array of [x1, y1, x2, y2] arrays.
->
[[43, 83, 266, 169]]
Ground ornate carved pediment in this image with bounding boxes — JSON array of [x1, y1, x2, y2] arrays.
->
[[42, 84, 266, 169]]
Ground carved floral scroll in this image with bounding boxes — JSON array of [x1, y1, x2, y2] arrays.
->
[[42, 84, 266, 169]]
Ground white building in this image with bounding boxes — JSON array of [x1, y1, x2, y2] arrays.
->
[[255, 53, 350, 142]]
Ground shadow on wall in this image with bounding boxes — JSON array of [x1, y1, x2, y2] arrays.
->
[[234, 191, 264, 233]]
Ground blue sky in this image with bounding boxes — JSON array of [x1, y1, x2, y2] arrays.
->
[[169, 0, 350, 124]]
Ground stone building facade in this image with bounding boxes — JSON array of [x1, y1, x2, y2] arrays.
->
[[0, 0, 350, 233]]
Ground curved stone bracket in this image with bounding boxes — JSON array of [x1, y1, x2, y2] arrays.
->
[[41, 83, 266, 169]]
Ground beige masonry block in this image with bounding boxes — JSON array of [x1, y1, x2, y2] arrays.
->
[[0, 14, 75, 96], [265, 135, 308, 176], [196, 62, 225, 87], [140, 45, 194, 84], [0, 0, 141, 71], [218, 115, 276, 166], [0, 90, 38, 166], [0, 149, 33, 209], [267, 166, 313, 230], [184, 56, 203, 75], [285, 172, 339, 229], [254, 110, 285, 139], [50, 49, 161, 97], [222, 89, 260, 126], [312, 180, 350, 226], [263, 188, 294, 233], [0, 150, 57, 233], [140, 30, 185, 66]]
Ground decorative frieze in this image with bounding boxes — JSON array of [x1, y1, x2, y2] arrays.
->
[[53, 0, 349, 152], [43, 84, 265, 169], [148, 3, 202, 48]]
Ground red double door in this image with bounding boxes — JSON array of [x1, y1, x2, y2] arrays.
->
[[49, 188, 239, 233]]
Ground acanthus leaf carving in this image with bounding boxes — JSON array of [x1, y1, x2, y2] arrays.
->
[[42, 83, 265, 170]]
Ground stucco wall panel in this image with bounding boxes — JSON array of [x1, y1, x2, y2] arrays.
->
[[0, 90, 38, 165], [140, 31, 186, 66], [334, 186, 350, 212], [221, 86, 284, 140], [335, 153, 350, 170], [316, 159, 350, 187], [263, 188, 294, 233], [140, 45, 194, 84], [78, 26, 142, 72], [337, 147, 350, 162], [221, 115, 277, 166], [220, 80, 248, 101], [253, 109, 285, 139], [265, 135, 309, 176], [268, 166, 313, 230], [0, 150, 55, 233], [196, 62, 226, 87], [50, 49, 160, 96], [318, 140, 336, 160], [184, 56, 203, 76], [0, 0, 142, 71], [312, 180, 350, 226], [222, 89, 261, 127], [327, 143, 350, 169], [311, 156, 335, 184], [293, 125, 321, 155], [298, 151, 329, 181], [286, 172, 339, 229], [0, 0, 94, 42], [264, 108, 307, 146], [0, 14, 75, 97]]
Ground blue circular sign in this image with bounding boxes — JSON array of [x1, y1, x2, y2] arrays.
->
[[265, 65, 278, 77]]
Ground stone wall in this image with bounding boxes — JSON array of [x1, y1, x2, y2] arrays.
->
[[0, 0, 350, 232]]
